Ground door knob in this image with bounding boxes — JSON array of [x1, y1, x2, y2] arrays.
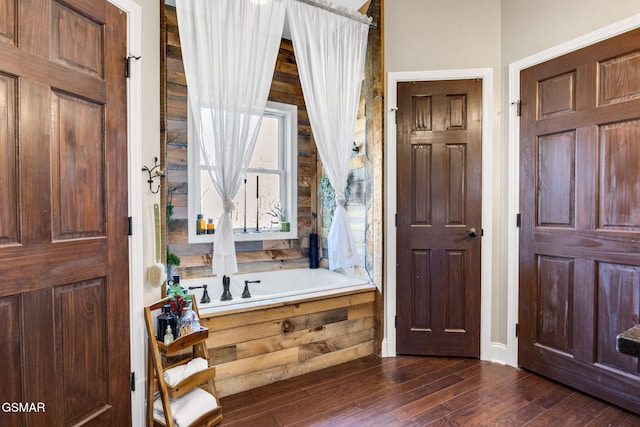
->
[[467, 228, 479, 238]]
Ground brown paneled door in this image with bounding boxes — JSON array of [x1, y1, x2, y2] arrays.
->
[[396, 80, 482, 357], [0, 0, 130, 425], [519, 28, 640, 413]]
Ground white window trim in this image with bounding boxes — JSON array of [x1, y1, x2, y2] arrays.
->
[[188, 100, 298, 243]]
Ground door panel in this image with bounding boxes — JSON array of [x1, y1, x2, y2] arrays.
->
[[0, 72, 18, 245], [397, 80, 482, 357], [520, 27, 640, 414], [52, 91, 106, 240], [0, 1, 130, 425]]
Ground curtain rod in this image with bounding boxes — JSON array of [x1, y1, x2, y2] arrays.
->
[[294, 0, 373, 26]]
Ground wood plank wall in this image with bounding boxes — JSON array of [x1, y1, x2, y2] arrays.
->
[[161, 1, 384, 359], [364, 0, 384, 356], [199, 289, 375, 397], [164, 6, 316, 279]]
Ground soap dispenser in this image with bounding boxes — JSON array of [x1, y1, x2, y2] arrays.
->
[[163, 325, 174, 345]]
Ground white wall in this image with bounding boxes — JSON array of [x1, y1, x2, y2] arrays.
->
[[385, 0, 640, 348], [130, 0, 163, 305], [501, 0, 640, 64], [385, 0, 501, 72], [385, 0, 507, 344]]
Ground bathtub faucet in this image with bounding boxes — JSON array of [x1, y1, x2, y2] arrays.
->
[[220, 275, 232, 301], [187, 284, 211, 304], [242, 280, 261, 299]]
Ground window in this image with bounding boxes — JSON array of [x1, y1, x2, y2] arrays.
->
[[188, 101, 298, 242]]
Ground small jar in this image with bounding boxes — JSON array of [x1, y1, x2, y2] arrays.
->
[[207, 219, 215, 234]]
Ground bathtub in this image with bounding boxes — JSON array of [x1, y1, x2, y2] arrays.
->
[[182, 267, 377, 397], [181, 268, 374, 315]]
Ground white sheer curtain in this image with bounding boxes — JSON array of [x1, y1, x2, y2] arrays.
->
[[176, 0, 286, 276], [285, 0, 370, 270]]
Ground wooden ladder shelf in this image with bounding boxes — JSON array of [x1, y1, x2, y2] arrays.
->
[[144, 297, 222, 427]]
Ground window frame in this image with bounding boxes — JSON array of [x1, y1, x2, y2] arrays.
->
[[188, 100, 298, 243]]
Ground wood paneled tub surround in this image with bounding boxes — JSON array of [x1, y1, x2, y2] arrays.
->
[[182, 268, 376, 397]]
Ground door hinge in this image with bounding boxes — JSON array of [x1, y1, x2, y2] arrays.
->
[[125, 55, 141, 78], [394, 315, 397, 328], [395, 213, 398, 227], [515, 323, 519, 338], [390, 106, 398, 124], [128, 216, 133, 236], [513, 100, 521, 116], [516, 213, 521, 228], [130, 372, 136, 392]]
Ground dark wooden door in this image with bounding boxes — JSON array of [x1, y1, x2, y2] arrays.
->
[[0, 0, 130, 425], [396, 80, 482, 357], [519, 27, 640, 413]]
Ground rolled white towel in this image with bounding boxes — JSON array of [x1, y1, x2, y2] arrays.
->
[[153, 387, 218, 427], [163, 357, 209, 386]]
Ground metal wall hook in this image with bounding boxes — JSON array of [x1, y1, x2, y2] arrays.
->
[[142, 157, 165, 194]]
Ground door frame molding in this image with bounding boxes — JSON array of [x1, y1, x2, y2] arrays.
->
[[105, 0, 144, 423], [506, 13, 640, 368], [384, 68, 495, 360]]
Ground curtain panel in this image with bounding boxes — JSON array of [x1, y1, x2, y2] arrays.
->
[[285, 0, 370, 270], [176, 0, 286, 276]]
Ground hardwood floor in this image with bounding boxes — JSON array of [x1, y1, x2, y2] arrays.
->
[[218, 355, 640, 426]]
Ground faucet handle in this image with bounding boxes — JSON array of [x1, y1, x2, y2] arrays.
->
[[242, 281, 252, 299], [200, 284, 211, 304]]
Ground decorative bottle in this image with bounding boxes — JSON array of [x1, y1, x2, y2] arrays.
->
[[192, 315, 201, 332], [157, 304, 178, 342], [310, 233, 319, 269], [196, 214, 205, 235], [178, 306, 193, 337]]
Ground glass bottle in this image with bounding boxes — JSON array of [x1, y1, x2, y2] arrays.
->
[[177, 306, 192, 337], [196, 214, 205, 235], [207, 219, 215, 234], [192, 315, 201, 332]]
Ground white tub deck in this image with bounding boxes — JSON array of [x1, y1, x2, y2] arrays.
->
[[181, 268, 374, 316]]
